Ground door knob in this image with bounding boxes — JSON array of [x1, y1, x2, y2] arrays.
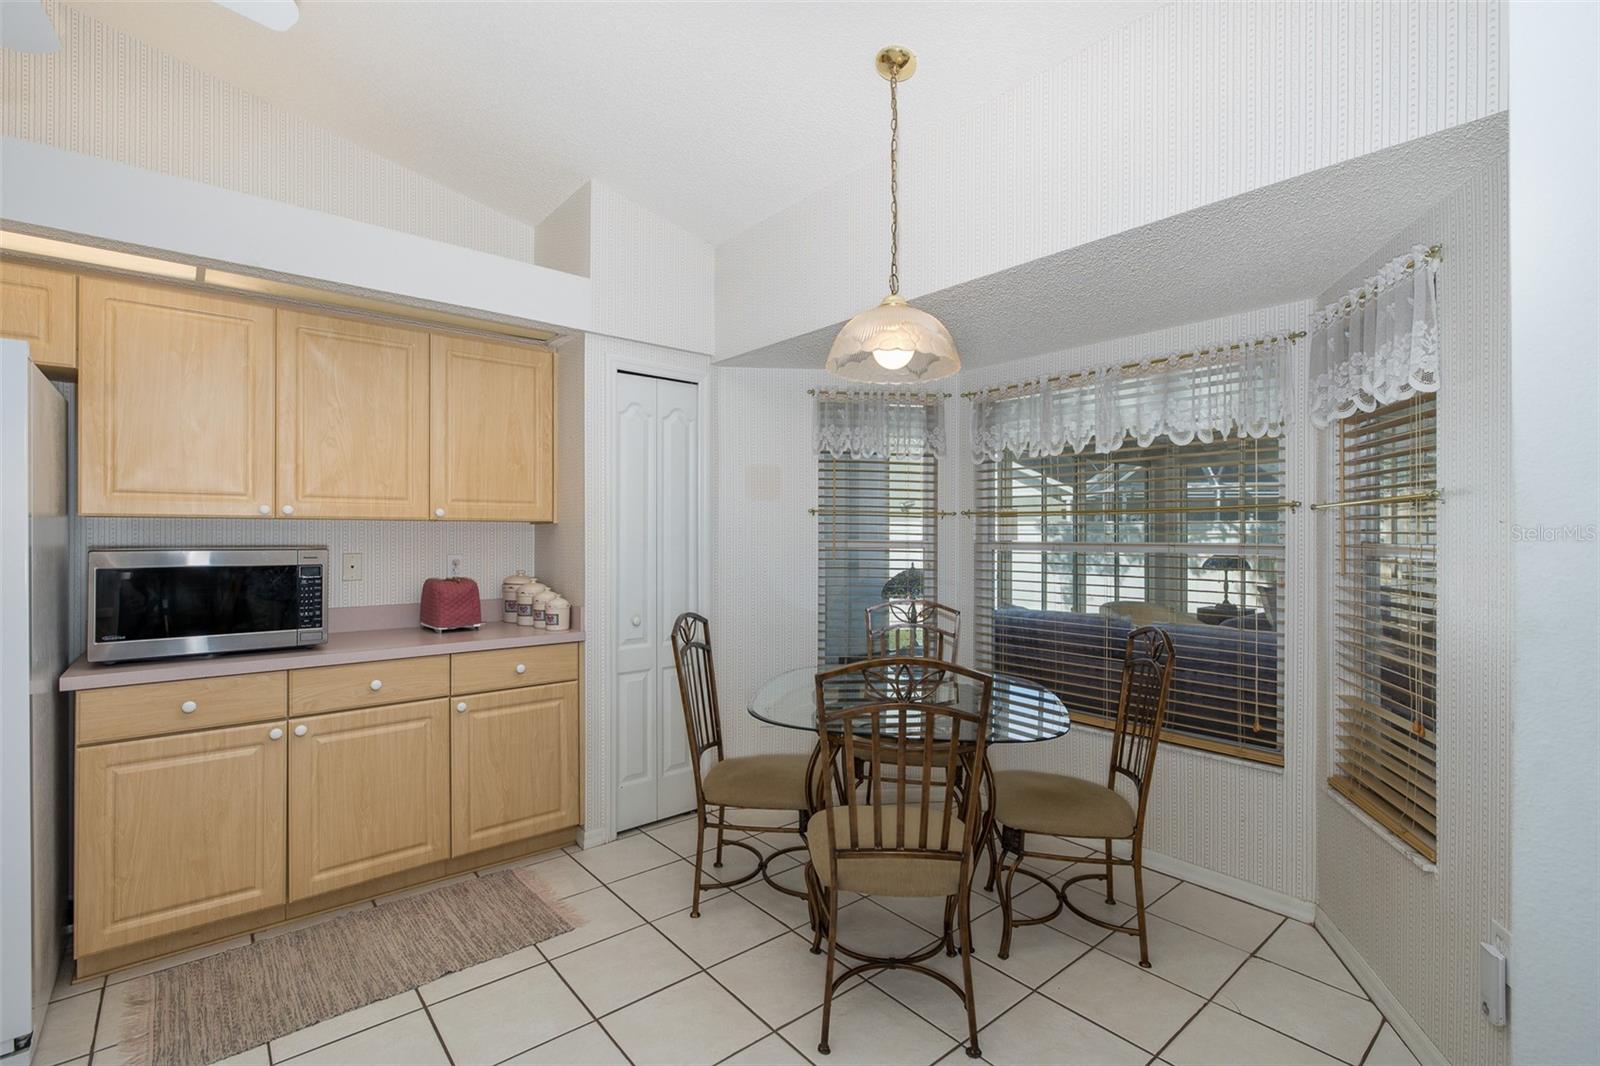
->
[[180, 700, 197, 714], [515, 663, 526, 674], [456, 701, 468, 714], [268, 727, 284, 740], [370, 679, 383, 691], [258, 504, 270, 515], [293, 724, 308, 737], [434, 508, 446, 518], [632, 615, 642, 627], [282, 505, 295, 515]]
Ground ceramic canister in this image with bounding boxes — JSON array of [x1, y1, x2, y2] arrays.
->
[[546, 595, 571, 632], [515, 583, 541, 627], [531, 588, 556, 630], [501, 570, 532, 623]]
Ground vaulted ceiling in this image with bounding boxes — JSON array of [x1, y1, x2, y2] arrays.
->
[[69, 0, 1161, 244]]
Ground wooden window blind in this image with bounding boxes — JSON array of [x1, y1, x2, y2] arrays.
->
[[1328, 393, 1438, 860], [817, 430, 939, 667], [974, 435, 1287, 763]]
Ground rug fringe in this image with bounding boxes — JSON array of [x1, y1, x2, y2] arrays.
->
[[112, 975, 157, 1066], [512, 865, 586, 930]]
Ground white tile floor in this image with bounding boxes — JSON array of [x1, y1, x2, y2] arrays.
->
[[35, 813, 1421, 1066]]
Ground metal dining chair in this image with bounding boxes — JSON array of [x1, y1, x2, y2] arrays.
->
[[671, 612, 816, 917], [864, 599, 961, 661], [805, 656, 993, 1059], [990, 626, 1176, 967], [857, 599, 962, 798]]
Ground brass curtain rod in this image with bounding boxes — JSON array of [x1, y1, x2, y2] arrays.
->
[[960, 331, 1307, 400], [1309, 489, 1440, 512], [808, 507, 959, 517], [807, 388, 951, 399], [1319, 244, 1444, 318], [962, 499, 1302, 518]]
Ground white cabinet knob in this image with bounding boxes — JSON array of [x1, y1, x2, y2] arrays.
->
[[258, 504, 270, 515], [434, 508, 446, 518], [632, 615, 642, 627], [268, 727, 284, 741], [293, 724, 308, 737], [456, 701, 468, 714], [282, 504, 295, 515], [180, 700, 197, 714], [370, 679, 383, 691], [514, 663, 526, 675]]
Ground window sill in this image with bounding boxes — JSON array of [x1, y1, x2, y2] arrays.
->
[[1323, 785, 1438, 874], [1068, 718, 1286, 774]]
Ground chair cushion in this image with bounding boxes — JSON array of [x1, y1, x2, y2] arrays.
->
[[993, 770, 1136, 839], [701, 753, 812, 811], [807, 803, 967, 898]]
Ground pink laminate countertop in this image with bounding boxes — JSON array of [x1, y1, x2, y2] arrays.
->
[[59, 623, 584, 692]]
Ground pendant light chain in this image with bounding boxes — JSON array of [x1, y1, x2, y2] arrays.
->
[[888, 69, 900, 297]]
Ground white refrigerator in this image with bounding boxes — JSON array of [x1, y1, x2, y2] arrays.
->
[[0, 341, 70, 1062]]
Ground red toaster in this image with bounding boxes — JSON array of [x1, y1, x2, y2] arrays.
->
[[420, 577, 483, 632]]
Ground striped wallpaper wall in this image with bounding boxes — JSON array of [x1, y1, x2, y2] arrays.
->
[[1, 2, 541, 265], [1314, 155, 1511, 1066]]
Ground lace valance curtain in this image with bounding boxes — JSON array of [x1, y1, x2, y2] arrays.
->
[[1309, 245, 1440, 428], [968, 338, 1291, 463], [813, 390, 947, 459]]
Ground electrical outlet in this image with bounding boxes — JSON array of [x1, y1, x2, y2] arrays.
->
[[447, 555, 465, 579], [342, 552, 363, 582], [1491, 920, 1512, 975]]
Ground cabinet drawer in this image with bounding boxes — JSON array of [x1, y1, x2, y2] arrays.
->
[[77, 672, 288, 745], [451, 644, 579, 695], [289, 656, 450, 717]]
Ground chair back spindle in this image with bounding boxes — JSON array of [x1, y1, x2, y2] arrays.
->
[[864, 600, 961, 663], [1107, 626, 1177, 826], [671, 612, 725, 790]]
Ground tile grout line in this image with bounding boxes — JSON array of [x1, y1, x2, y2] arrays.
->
[[1144, 914, 1279, 1063], [415, 990, 457, 1066]]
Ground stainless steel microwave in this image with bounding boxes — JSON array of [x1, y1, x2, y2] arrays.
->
[[87, 548, 328, 663]]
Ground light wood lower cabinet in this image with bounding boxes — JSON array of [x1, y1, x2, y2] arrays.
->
[[73, 644, 582, 969], [451, 682, 581, 856], [287, 699, 451, 901], [75, 720, 288, 958]]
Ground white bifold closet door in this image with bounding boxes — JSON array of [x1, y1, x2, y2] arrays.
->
[[613, 371, 701, 832]]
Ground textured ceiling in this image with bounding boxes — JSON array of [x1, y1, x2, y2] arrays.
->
[[722, 115, 1508, 371], [66, 0, 1160, 244]]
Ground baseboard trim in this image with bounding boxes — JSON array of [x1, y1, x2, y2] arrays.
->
[[576, 824, 614, 850], [1129, 846, 1316, 922], [1316, 906, 1447, 1066]]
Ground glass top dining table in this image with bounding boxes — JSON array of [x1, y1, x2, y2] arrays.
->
[[748, 665, 1071, 745]]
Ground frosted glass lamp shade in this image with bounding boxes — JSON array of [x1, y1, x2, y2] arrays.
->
[[826, 294, 960, 384]]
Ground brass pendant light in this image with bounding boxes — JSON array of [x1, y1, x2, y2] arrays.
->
[[826, 46, 960, 384]]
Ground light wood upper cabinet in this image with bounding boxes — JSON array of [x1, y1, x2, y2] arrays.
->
[[78, 278, 275, 517], [75, 720, 288, 958], [287, 699, 451, 901], [0, 260, 76, 371], [430, 334, 554, 522], [277, 310, 431, 519], [451, 682, 581, 856]]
